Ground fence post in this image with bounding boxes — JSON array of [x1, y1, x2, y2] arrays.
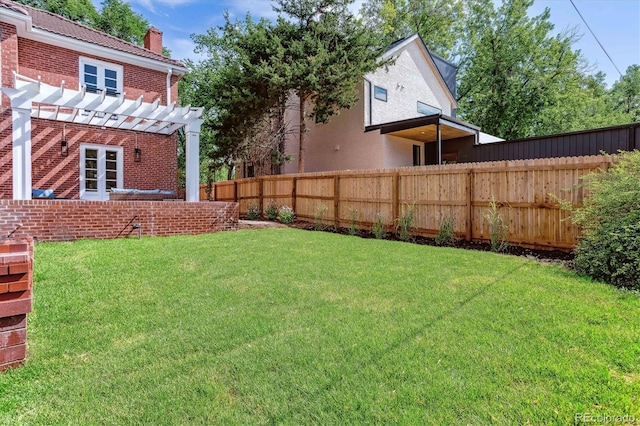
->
[[466, 170, 473, 241], [258, 177, 264, 215], [291, 177, 297, 213], [233, 181, 238, 203], [213, 183, 217, 202], [392, 172, 400, 224], [334, 175, 340, 228]]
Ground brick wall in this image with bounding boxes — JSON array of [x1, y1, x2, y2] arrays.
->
[[27, 119, 178, 200], [1, 116, 179, 199], [0, 238, 33, 372], [0, 200, 238, 242], [1, 23, 19, 106], [18, 38, 179, 105], [1, 23, 185, 200]]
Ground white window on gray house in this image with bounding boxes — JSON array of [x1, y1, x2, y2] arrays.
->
[[79, 57, 123, 96], [417, 101, 442, 116], [374, 86, 387, 102]]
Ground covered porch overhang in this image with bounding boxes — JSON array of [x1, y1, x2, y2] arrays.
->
[[1, 72, 204, 201], [365, 114, 480, 164]]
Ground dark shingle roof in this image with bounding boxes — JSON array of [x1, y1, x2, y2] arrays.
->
[[0, 0, 184, 68]]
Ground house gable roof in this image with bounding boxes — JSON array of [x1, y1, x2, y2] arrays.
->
[[0, 0, 185, 71], [383, 34, 457, 104]]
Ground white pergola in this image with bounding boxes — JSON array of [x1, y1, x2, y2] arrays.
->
[[1, 72, 203, 201]]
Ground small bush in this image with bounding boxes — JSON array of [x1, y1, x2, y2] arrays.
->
[[372, 213, 386, 239], [265, 200, 278, 221], [313, 204, 328, 231], [277, 206, 295, 224], [435, 215, 457, 247], [395, 203, 415, 241], [484, 198, 509, 253], [569, 151, 640, 289], [348, 209, 358, 236], [247, 202, 260, 220]]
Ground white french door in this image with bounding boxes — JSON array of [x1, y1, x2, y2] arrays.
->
[[80, 144, 123, 200]]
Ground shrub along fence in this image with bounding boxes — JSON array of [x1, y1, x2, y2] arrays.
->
[[203, 155, 615, 251]]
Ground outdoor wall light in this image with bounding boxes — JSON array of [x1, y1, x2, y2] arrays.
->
[[61, 124, 69, 157], [134, 132, 142, 162]]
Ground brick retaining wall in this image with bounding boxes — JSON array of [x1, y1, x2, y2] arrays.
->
[[0, 200, 238, 242], [0, 238, 33, 372]]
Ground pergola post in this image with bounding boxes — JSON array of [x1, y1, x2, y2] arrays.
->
[[185, 120, 202, 202], [12, 106, 32, 200]]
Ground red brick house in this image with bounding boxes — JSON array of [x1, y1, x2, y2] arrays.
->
[[0, 0, 202, 201]]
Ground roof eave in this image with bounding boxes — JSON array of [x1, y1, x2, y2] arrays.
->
[[0, 5, 187, 75], [380, 34, 457, 108], [365, 114, 480, 134], [29, 28, 188, 74]]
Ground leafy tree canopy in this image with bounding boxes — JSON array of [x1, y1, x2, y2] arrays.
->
[[15, 0, 169, 56], [185, 0, 386, 174], [362, 0, 639, 139], [610, 65, 640, 122], [92, 0, 149, 46], [15, 0, 97, 24]]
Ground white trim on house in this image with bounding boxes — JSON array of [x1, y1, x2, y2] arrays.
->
[[78, 56, 124, 95]]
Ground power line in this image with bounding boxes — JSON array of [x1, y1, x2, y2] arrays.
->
[[569, 0, 624, 78]]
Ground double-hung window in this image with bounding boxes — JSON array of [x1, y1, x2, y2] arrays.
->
[[79, 57, 123, 96]]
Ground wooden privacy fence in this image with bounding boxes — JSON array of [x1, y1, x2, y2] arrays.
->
[[203, 155, 615, 251]]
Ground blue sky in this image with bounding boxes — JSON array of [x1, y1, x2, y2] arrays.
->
[[105, 0, 639, 88]]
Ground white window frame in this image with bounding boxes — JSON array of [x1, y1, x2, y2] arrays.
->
[[374, 85, 388, 102], [79, 143, 123, 201], [79, 56, 124, 96]]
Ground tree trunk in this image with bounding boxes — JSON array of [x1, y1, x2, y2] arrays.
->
[[297, 94, 306, 174]]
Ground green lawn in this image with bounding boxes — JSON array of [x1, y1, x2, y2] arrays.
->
[[1, 228, 638, 425]]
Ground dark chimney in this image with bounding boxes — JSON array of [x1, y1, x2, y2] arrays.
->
[[144, 27, 163, 55]]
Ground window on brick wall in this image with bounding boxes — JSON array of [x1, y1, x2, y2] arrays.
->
[[79, 57, 123, 96]]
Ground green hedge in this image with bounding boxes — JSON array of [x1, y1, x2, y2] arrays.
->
[[572, 151, 640, 289]]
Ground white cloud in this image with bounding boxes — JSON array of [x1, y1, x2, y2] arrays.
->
[[165, 37, 203, 63], [131, 0, 201, 14]]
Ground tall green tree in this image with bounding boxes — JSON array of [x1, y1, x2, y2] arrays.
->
[[16, 0, 168, 55], [15, 0, 98, 24], [362, 0, 637, 139], [610, 65, 640, 123], [185, 0, 385, 175], [273, 0, 385, 172], [92, 0, 149, 46], [534, 71, 631, 135], [181, 15, 288, 182], [360, 0, 464, 58], [456, 0, 581, 139]]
